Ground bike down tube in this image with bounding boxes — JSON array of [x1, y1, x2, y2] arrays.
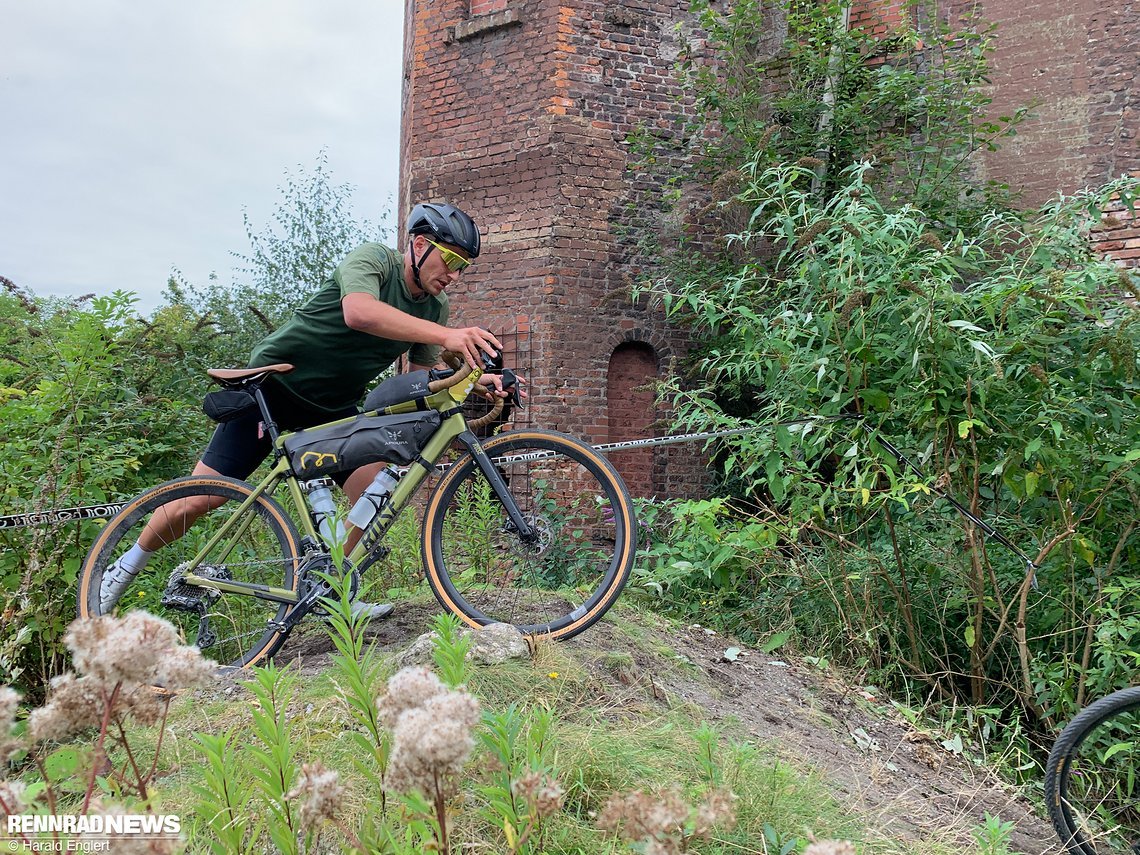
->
[[343, 412, 469, 567], [181, 460, 301, 605]]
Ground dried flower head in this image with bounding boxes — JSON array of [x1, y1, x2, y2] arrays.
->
[[28, 674, 106, 742], [0, 779, 27, 818], [1121, 269, 1140, 302], [597, 785, 737, 851], [385, 687, 481, 798], [0, 687, 18, 733], [918, 231, 945, 252], [155, 645, 217, 689], [795, 218, 833, 249], [0, 686, 20, 760], [597, 787, 689, 843], [287, 761, 343, 832], [693, 788, 737, 836], [66, 612, 214, 690], [839, 289, 870, 323], [804, 841, 857, 855], [377, 666, 445, 728], [512, 771, 566, 818]]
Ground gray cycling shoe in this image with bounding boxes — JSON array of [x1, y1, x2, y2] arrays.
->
[[351, 601, 395, 621], [322, 601, 395, 623], [100, 556, 139, 611]]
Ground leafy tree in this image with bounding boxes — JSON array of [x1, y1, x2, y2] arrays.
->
[[164, 151, 390, 366], [0, 153, 390, 696], [665, 0, 1026, 249], [0, 286, 205, 696]]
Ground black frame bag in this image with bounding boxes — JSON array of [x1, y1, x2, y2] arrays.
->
[[282, 410, 441, 478]]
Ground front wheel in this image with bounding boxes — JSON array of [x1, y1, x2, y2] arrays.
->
[[78, 476, 303, 668], [1044, 685, 1140, 854], [422, 429, 637, 640]]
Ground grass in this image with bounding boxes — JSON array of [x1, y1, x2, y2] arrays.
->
[[8, 600, 1023, 854]]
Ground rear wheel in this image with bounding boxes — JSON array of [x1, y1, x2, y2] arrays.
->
[[1045, 685, 1140, 854], [78, 476, 302, 668], [423, 429, 636, 640]]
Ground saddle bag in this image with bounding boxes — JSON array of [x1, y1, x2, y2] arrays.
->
[[202, 390, 258, 423], [282, 410, 441, 478]]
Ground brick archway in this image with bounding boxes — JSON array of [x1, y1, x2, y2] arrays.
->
[[607, 341, 659, 498]]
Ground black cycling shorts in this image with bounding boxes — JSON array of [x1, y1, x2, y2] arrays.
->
[[201, 379, 360, 485]]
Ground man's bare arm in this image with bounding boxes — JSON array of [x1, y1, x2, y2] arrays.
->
[[342, 292, 501, 368]]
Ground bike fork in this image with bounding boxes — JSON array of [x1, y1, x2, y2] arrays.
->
[[455, 430, 537, 542]]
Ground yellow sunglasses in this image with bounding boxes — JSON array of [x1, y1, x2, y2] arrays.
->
[[425, 238, 472, 272]]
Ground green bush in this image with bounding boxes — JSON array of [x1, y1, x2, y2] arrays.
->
[[628, 0, 1140, 734], [638, 158, 1140, 727], [0, 288, 208, 696]]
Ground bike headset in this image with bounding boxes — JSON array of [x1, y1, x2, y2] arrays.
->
[[406, 202, 481, 292]]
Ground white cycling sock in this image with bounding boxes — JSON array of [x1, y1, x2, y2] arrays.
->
[[120, 541, 154, 572]]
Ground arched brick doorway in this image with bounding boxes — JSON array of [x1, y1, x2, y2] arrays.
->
[[607, 341, 658, 498]]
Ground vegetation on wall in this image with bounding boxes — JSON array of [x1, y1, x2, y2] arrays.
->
[[631, 0, 1140, 744]]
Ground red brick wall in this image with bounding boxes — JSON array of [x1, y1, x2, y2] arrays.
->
[[945, 0, 1139, 208], [849, 0, 910, 36], [607, 342, 659, 498], [1091, 176, 1140, 269], [401, 0, 710, 499]]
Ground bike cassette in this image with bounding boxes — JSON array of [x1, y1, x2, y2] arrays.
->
[[161, 565, 230, 650]]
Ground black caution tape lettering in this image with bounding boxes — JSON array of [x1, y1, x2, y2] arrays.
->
[[0, 503, 125, 530]]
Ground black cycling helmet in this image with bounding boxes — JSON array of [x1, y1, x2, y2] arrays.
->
[[406, 202, 481, 258]]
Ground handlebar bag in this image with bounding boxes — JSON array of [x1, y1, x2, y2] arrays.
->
[[363, 370, 433, 411], [282, 410, 441, 478]]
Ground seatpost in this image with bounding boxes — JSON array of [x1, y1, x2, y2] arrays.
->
[[249, 384, 283, 448]]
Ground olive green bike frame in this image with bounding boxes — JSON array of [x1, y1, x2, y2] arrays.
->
[[177, 373, 529, 606]]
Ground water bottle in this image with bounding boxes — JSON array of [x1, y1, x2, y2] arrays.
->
[[304, 479, 346, 548], [347, 468, 400, 529]]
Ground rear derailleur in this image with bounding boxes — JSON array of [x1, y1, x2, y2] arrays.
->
[[161, 564, 229, 650]]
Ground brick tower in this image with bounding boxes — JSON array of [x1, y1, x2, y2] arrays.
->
[[400, 0, 709, 498]]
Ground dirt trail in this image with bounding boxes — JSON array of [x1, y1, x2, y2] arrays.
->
[[277, 604, 1060, 853]]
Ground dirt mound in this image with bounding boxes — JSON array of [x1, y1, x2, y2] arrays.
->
[[276, 603, 1059, 853]]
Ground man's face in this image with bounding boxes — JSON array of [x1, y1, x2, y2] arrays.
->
[[414, 235, 471, 297]]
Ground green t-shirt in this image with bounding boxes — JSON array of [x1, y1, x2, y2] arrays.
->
[[249, 243, 449, 413]]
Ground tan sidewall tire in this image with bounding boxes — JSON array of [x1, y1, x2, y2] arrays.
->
[[421, 429, 636, 640], [77, 475, 302, 668]]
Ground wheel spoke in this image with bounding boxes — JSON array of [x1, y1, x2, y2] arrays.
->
[[79, 477, 300, 668], [425, 431, 635, 640]]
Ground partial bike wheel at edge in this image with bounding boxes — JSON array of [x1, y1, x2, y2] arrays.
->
[[423, 429, 636, 640], [78, 476, 302, 668], [1045, 685, 1140, 854]]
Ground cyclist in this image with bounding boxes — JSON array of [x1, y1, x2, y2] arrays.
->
[[101, 202, 511, 620]]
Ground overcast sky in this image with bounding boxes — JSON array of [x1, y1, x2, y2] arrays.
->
[[0, 1, 403, 312]]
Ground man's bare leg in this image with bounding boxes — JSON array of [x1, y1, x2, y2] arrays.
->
[[136, 460, 230, 551]]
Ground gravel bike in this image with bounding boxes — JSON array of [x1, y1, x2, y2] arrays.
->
[[1045, 685, 1140, 853], [77, 353, 636, 667]]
